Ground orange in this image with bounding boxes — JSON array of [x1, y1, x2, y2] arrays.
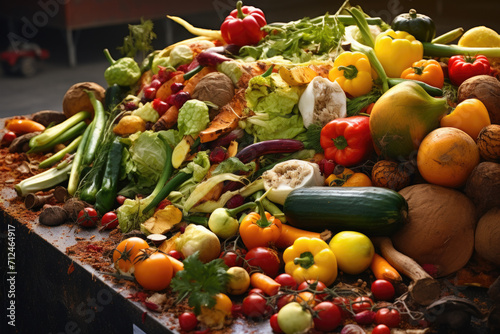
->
[[417, 127, 480, 188]]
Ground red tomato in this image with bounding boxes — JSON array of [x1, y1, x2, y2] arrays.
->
[[371, 279, 395, 301], [274, 273, 297, 290], [76, 207, 99, 228], [116, 195, 127, 206], [167, 249, 183, 260], [1, 131, 16, 145], [375, 308, 401, 328], [178, 311, 198, 331], [100, 211, 118, 230], [332, 296, 351, 319], [313, 301, 342, 332], [372, 324, 391, 334], [351, 296, 373, 314], [242, 293, 271, 318], [244, 247, 280, 278], [269, 313, 283, 333], [276, 293, 294, 310], [220, 249, 246, 267], [297, 280, 327, 301]]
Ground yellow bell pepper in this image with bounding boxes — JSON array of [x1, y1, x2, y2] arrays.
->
[[440, 98, 491, 141], [283, 237, 337, 286], [374, 29, 424, 78], [328, 51, 373, 97]]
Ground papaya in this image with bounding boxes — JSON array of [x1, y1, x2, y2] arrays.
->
[[369, 81, 449, 160]]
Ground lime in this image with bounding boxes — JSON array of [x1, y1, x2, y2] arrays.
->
[[458, 26, 500, 48]]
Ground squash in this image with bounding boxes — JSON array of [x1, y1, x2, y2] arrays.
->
[[371, 160, 413, 191], [283, 186, 408, 236], [474, 207, 500, 266], [369, 81, 449, 160], [394, 184, 477, 278], [477, 124, 500, 162], [417, 127, 480, 188]]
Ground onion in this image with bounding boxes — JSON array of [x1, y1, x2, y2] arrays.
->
[[340, 324, 365, 334]]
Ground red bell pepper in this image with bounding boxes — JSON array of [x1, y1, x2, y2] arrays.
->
[[220, 1, 267, 46], [320, 116, 372, 167], [448, 54, 491, 86]]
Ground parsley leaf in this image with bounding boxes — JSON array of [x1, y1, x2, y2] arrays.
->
[[118, 18, 157, 61], [171, 252, 230, 315]]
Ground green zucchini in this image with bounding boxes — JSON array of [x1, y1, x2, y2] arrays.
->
[[283, 187, 408, 236]]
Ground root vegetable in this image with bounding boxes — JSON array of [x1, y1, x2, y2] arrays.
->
[[25, 193, 54, 210], [38, 205, 69, 226], [465, 162, 500, 218], [63, 197, 88, 221], [474, 207, 500, 266], [372, 236, 440, 306], [31, 110, 67, 127], [393, 184, 477, 278], [62, 82, 106, 120], [457, 75, 500, 125]]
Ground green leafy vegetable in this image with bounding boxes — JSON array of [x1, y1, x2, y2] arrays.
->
[[171, 252, 230, 315], [212, 157, 256, 176], [118, 18, 157, 61], [239, 13, 345, 62], [177, 100, 210, 137], [346, 87, 382, 116]]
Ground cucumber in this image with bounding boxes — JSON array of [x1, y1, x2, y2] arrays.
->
[[283, 187, 408, 236]]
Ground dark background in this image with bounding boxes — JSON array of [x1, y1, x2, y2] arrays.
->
[[0, 0, 499, 118]]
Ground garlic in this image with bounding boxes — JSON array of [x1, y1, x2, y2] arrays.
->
[[298, 76, 347, 128], [262, 159, 324, 205]]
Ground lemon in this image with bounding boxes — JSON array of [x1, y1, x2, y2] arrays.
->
[[329, 231, 374, 275], [458, 26, 500, 48]]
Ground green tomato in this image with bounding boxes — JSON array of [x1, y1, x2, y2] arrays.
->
[[329, 231, 374, 275], [208, 208, 239, 239], [277, 302, 313, 334]]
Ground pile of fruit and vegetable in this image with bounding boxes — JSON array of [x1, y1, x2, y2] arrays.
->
[[3, 1, 500, 333]]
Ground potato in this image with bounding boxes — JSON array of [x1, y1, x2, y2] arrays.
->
[[62, 82, 106, 120], [393, 184, 477, 278], [465, 161, 500, 218], [458, 75, 500, 125], [474, 207, 500, 266]]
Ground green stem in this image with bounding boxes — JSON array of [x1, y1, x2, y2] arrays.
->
[[339, 65, 358, 80], [82, 90, 107, 165], [349, 40, 389, 92], [423, 42, 500, 58], [412, 66, 424, 75], [294, 251, 315, 269], [236, 1, 246, 20], [183, 65, 203, 80], [103, 49, 116, 65], [333, 135, 348, 150], [261, 64, 275, 78], [253, 188, 274, 228], [67, 122, 93, 196], [226, 201, 257, 217], [28, 121, 86, 154], [38, 135, 83, 169], [346, 8, 375, 48], [431, 27, 464, 44], [409, 9, 417, 19]]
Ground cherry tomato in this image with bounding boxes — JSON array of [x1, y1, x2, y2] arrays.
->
[[248, 288, 265, 296], [134, 249, 173, 291], [76, 207, 99, 228], [351, 296, 373, 314], [112, 237, 149, 275], [100, 211, 118, 230], [116, 195, 127, 206], [244, 247, 280, 278], [274, 273, 297, 290], [297, 291, 317, 307], [167, 249, 183, 260], [178, 311, 198, 331], [220, 249, 246, 267], [270, 313, 283, 333], [372, 324, 391, 334], [313, 301, 342, 332], [276, 293, 294, 310], [242, 293, 271, 318], [371, 279, 396, 301], [297, 280, 327, 301], [332, 296, 351, 319], [375, 308, 401, 328], [1, 131, 16, 145]]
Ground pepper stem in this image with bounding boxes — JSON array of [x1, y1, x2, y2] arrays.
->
[[412, 65, 424, 75], [103, 49, 116, 65], [236, 1, 247, 20], [225, 201, 256, 217], [333, 135, 348, 150], [338, 65, 359, 80], [294, 251, 315, 269], [254, 187, 273, 228], [409, 9, 417, 19], [261, 64, 275, 78]]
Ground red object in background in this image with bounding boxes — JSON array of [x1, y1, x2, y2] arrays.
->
[[0, 43, 50, 77]]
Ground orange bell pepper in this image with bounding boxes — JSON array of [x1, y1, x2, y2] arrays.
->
[[440, 98, 491, 141], [400, 59, 444, 88], [325, 166, 373, 187], [239, 196, 282, 250]]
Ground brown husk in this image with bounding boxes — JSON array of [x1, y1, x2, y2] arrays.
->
[[457, 75, 500, 125], [465, 161, 500, 218]]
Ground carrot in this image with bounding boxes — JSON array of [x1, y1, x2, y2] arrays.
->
[[250, 272, 281, 296], [275, 224, 322, 249], [6, 119, 45, 134], [155, 73, 185, 101], [167, 255, 184, 273], [370, 253, 402, 283]]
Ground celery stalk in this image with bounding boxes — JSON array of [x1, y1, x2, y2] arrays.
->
[[29, 111, 90, 148], [15, 162, 73, 197]]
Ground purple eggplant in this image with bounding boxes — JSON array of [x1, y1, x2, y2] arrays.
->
[[235, 139, 305, 163]]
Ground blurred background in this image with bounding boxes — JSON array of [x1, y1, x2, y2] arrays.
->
[[0, 0, 499, 118]]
